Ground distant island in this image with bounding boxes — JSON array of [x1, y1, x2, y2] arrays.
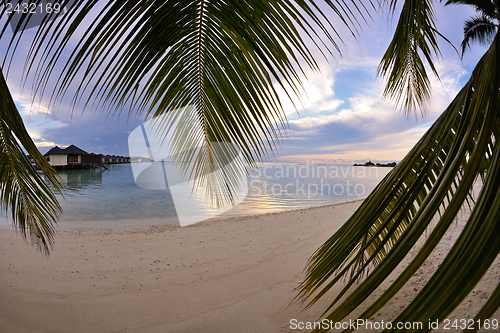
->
[[353, 161, 397, 167]]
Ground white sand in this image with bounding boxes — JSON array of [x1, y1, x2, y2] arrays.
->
[[0, 200, 498, 333]]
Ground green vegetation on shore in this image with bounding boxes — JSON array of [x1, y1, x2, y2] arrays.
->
[[353, 161, 397, 167]]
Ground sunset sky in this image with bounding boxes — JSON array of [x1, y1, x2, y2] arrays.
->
[[2, 3, 486, 164]]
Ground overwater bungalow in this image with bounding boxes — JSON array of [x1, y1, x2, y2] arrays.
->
[[103, 154, 130, 164], [44, 145, 129, 169], [45, 145, 89, 167]]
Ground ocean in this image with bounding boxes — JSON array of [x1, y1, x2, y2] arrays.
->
[[1, 163, 392, 228]]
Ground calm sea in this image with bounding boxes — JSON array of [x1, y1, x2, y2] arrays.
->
[[1, 163, 391, 228]]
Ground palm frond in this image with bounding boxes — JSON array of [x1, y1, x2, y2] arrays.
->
[[1, 0, 373, 208], [296, 32, 500, 332], [460, 14, 497, 56], [378, 0, 442, 117], [0, 70, 62, 254], [445, 0, 498, 20]]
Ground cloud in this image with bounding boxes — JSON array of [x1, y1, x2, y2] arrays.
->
[[272, 60, 337, 118], [317, 99, 344, 112], [274, 51, 470, 163], [31, 134, 67, 149], [3, 3, 486, 162]]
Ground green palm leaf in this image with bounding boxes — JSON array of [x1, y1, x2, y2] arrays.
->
[[297, 8, 500, 333], [460, 14, 497, 56], [1, 0, 372, 207], [0, 70, 62, 254], [445, 0, 498, 19], [378, 0, 442, 116]]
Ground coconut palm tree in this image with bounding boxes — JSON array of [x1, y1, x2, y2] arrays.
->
[[296, 1, 500, 331]]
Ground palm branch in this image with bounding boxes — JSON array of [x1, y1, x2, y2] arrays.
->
[[445, 0, 498, 19], [297, 3, 500, 332], [0, 70, 62, 254], [460, 14, 497, 56], [1, 0, 372, 208], [378, 0, 443, 116]]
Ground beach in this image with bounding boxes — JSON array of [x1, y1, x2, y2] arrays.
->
[[1, 200, 499, 333]]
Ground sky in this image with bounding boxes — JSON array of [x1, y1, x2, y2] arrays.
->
[[1, 2, 488, 164]]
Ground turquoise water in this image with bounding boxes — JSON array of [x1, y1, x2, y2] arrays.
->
[[45, 164, 178, 221], [1, 163, 392, 228]]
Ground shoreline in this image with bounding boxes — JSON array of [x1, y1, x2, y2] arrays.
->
[[0, 199, 363, 333], [1, 199, 498, 332], [0, 198, 367, 233]]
